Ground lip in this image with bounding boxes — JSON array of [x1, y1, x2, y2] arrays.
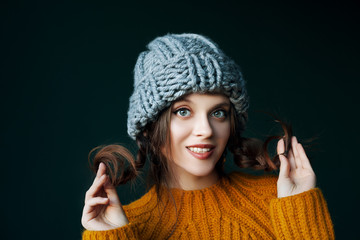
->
[[186, 144, 215, 160], [186, 144, 215, 148]]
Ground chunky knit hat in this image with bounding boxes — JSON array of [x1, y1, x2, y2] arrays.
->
[[127, 33, 249, 140]]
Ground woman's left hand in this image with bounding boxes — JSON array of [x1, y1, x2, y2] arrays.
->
[[276, 136, 316, 198]]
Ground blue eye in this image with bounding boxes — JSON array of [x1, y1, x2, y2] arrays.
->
[[211, 110, 227, 119], [175, 108, 191, 117]]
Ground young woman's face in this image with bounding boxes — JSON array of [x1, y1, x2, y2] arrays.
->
[[168, 93, 231, 181]]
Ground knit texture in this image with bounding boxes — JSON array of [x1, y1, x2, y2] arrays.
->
[[127, 33, 248, 139], [82, 172, 334, 240]]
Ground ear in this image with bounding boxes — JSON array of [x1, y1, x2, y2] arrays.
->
[[143, 130, 148, 137]]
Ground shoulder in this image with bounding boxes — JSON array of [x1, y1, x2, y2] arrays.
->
[[122, 187, 158, 223], [227, 171, 278, 197]]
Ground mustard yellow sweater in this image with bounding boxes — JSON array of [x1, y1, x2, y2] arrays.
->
[[83, 172, 334, 239]]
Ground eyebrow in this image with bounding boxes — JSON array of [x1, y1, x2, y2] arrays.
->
[[212, 102, 231, 109], [173, 99, 231, 109]]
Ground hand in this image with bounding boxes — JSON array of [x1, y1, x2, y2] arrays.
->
[[81, 162, 129, 230], [276, 136, 316, 198]]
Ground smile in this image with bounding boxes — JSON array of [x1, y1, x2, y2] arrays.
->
[[186, 145, 215, 160], [187, 147, 211, 153]]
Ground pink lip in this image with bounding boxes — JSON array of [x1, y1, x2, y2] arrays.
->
[[186, 144, 215, 160], [186, 144, 215, 148]]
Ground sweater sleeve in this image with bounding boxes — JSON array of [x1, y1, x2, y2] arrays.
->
[[82, 223, 139, 240], [269, 188, 335, 240]]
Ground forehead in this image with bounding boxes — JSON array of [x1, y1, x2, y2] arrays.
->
[[174, 93, 230, 104]]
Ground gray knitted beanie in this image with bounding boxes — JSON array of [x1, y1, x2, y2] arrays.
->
[[127, 33, 249, 140]]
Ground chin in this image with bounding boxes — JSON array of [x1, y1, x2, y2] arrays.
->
[[183, 164, 217, 177]]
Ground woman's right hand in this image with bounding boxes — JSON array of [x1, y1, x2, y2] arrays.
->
[[81, 162, 129, 231]]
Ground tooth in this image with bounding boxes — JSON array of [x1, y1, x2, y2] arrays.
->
[[188, 147, 212, 153]]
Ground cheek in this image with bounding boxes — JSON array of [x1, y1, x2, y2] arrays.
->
[[170, 120, 191, 147], [214, 122, 231, 144]]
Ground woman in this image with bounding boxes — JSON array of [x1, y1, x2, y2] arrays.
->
[[81, 33, 334, 239]]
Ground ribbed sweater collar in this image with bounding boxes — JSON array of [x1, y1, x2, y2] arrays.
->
[[168, 174, 231, 199], [141, 174, 237, 221]]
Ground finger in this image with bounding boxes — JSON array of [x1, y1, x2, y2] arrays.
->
[[278, 154, 290, 179], [87, 197, 109, 208], [287, 147, 297, 170], [85, 174, 108, 202], [95, 162, 107, 181], [297, 143, 313, 170], [83, 197, 109, 215], [291, 136, 303, 169], [277, 139, 285, 155], [277, 139, 291, 178], [103, 177, 121, 205], [90, 162, 107, 188], [88, 162, 107, 194]]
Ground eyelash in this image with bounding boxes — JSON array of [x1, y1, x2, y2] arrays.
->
[[173, 108, 228, 119], [174, 108, 191, 117], [211, 109, 227, 119]]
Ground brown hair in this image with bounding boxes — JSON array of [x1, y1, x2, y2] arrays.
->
[[228, 109, 293, 172], [88, 103, 293, 195]]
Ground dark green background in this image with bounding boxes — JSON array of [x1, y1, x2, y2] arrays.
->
[[1, 0, 359, 239]]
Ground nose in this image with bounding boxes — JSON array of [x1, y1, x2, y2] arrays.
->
[[192, 114, 213, 138]]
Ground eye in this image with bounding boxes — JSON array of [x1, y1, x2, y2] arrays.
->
[[174, 108, 191, 117], [211, 109, 227, 119]]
